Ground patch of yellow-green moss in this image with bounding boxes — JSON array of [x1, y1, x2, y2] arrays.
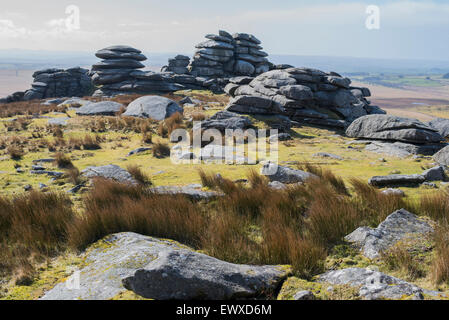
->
[[109, 290, 152, 300], [277, 277, 360, 300], [1, 253, 84, 300]]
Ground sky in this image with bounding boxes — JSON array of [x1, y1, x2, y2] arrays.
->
[[1, 0, 449, 61]]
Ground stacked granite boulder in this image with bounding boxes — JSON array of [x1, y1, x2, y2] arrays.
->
[[21, 67, 92, 101], [91, 46, 209, 96], [162, 55, 190, 74], [189, 30, 272, 78], [225, 68, 383, 129]]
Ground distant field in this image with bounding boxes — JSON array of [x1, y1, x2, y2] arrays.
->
[[0, 70, 33, 97], [353, 74, 449, 89], [352, 80, 449, 121]]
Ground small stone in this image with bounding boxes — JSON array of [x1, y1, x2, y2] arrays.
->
[[293, 290, 315, 300]]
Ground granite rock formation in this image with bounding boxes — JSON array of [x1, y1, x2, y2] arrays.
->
[[20, 67, 92, 101], [189, 30, 271, 78], [224, 68, 382, 128]]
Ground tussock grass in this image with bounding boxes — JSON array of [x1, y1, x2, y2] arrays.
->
[[54, 152, 73, 169], [68, 179, 206, 250], [432, 224, 449, 284], [0, 191, 74, 279], [127, 165, 152, 186], [152, 141, 170, 158]]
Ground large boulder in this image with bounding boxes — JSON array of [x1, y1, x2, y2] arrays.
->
[[318, 268, 440, 300], [123, 96, 183, 121], [76, 101, 123, 116], [345, 209, 433, 259], [346, 115, 443, 144], [40, 233, 290, 300]]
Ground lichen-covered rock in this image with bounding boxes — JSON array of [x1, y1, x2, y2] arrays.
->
[[428, 117, 449, 138], [40, 233, 290, 300], [318, 268, 440, 300], [434, 145, 449, 166], [81, 164, 136, 184], [123, 96, 183, 120], [368, 174, 426, 188], [346, 115, 443, 144], [76, 101, 124, 116], [422, 166, 446, 181], [194, 110, 252, 132], [345, 209, 433, 259]]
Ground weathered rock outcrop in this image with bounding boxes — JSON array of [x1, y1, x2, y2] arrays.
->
[[189, 30, 271, 78], [319, 268, 440, 300], [162, 55, 190, 75], [345, 209, 433, 259], [225, 68, 381, 128], [19, 67, 92, 101], [41, 233, 290, 300]]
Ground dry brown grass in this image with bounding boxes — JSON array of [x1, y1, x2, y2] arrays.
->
[[54, 152, 73, 169], [68, 179, 206, 250], [127, 165, 152, 186], [152, 141, 170, 158], [0, 101, 66, 118], [0, 191, 74, 278], [7, 145, 24, 160], [432, 224, 449, 284], [382, 245, 425, 280], [419, 191, 449, 223]]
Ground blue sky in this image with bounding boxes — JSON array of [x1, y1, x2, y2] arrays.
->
[[1, 0, 449, 61]]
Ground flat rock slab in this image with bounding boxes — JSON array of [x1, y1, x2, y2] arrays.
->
[[48, 117, 70, 126], [150, 186, 222, 201], [82, 165, 136, 184], [76, 101, 124, 116], [345, 209, 433, 259], [41, 233, 290, 300], [318, 268, 441, 300], [123, 96, 183, 121], [365, 141, 444, 158], [369, 174, 425, 188]]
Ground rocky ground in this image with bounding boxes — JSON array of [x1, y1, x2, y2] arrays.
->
[[0, 89, 449, 300]]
